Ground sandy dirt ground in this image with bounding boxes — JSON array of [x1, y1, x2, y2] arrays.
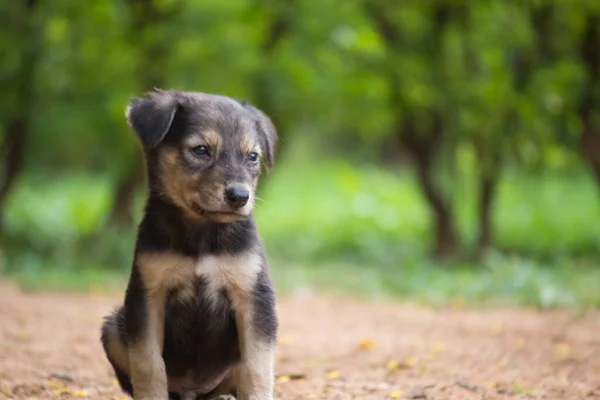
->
[[1, 281, 599, 400]]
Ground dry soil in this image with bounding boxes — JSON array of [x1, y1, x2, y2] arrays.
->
[[1, 282, 599, 400]]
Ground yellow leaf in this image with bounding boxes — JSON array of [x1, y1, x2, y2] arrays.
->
[[430, 342, 446, 353], [53, 389, 70, 395], [485, 381, 498, 389], [494, 361, 506, 370], [276, 376, 291, 383], [418, 366, 429, 376], [74, 390, 88, 397], [326, 370, 341, 380], [47, 381, 63, 389], [489, 323, 503, 336], [514, 339, 525, 350], [405, 357, 418, 367], [554, 342, 571, 361], [390, 390, 403, 398], [18, 331, 32, 342], [280, 335, 295, 346], [386, 360, 400, 371], [358, 338, 376, 351]]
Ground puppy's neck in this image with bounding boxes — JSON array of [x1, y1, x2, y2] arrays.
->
[[137, 193, 258, 257]]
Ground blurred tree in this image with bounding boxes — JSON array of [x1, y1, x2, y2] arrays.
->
[[0, 0, 40, 232], [249, 0, 296, 140], [108, 0, 184, 226], [578, 10, 600, 190], [364, 1, 463, 258]]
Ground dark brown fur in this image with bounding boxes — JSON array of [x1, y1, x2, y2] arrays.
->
[[101, 89, 278, 400]]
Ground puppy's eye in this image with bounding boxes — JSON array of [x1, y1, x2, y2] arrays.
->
[[248, 152, 259, 163], [191, 145, 210, 158]]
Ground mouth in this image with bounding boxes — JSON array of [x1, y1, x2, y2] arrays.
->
[[190, 203, 245, 222]]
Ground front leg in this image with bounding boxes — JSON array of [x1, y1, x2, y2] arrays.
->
[[234, 269, 278, 400], [124, 266, 169, 400]]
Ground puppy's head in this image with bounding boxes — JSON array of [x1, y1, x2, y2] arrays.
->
[[126, 89, 277, 223]]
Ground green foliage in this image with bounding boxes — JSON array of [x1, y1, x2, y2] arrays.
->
[[2, 154, 600, 307], [1, 0, 600, 306]]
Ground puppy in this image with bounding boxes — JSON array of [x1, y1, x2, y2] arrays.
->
[[101, 89, 278, 400]]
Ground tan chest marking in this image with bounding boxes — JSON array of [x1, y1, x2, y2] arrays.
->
[[137, 253, 196, 297], [195, 253, 262, 311], [137, 251, 262, 310]]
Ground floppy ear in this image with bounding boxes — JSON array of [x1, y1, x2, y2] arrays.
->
[[125, 89, 178, 149], [241, 102, 278, 171]]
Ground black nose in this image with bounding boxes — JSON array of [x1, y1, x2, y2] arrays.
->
[[225, 186, 250, 208]]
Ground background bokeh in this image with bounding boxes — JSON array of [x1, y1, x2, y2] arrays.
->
[[1, 0, 600, 308]]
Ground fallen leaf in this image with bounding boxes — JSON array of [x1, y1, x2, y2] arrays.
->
[[426, 341, 446, 360], [17, 331, 32, 342], [494, 361, 507, 370], [326, 370, 341, 380], [74, 390, 88, 397], [489, 323, 503, 336], [405, 357, 418, 367], [358, 339, 376, 351], [386, 360, 401, 371], [554, 342, 572, 361], [430, 342, 445, 353], [390, 390, 403, 398], [485, 381, 498, 389], [514, 339, 525, 350], [280, 335, 295, 346]]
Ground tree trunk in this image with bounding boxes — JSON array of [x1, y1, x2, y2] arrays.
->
[[0, 121, 27, 211], [251, 2, 295, 145], [402, 125, 459, 259], [0, 0, 39, 231], [475, 160, 500, 253], [108, 164, 144, 226], [364, 1, 462, 259], [579, 14, 600, 191], [580, 121, 600, 189], [108, 0, 179, 226], [411, 149, 458, 259]]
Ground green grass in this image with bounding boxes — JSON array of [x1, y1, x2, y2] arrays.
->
[[2, 148, 600, 308], [271, 255, 600, 309]]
